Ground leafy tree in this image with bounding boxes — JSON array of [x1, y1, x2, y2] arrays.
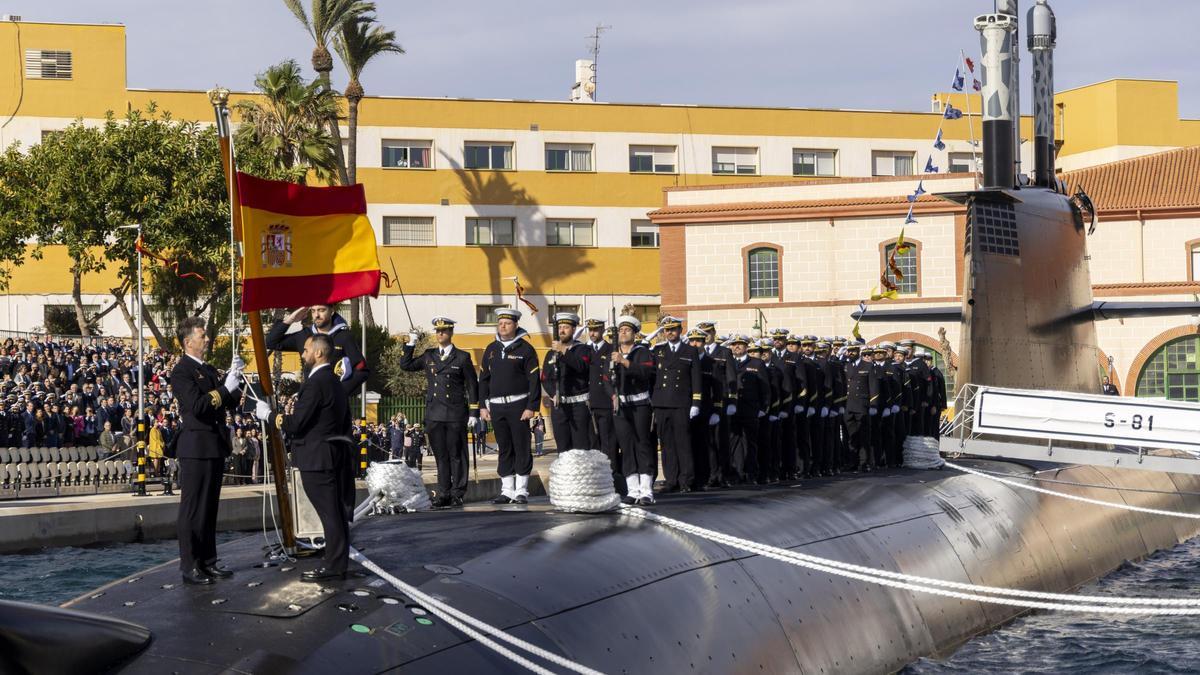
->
[[235, 60, 341, 184], [347, 321, 396, 394], [379, 330, 430, 398]]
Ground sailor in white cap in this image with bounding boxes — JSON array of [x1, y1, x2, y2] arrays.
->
[[542, 312, 592, 452], [583, 318, 620, 491], [610, 315, 657, 505], [399, 317, 479, 507], [478, 308, 541, 504]]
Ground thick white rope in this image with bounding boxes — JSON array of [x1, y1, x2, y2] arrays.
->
[[348, 547, 604, 675], [365, 461, 432, 513], [547, 449, 621, 513], [903, 435, 946, 469], [622, 507, 1200, 615], [945, 461, 1200, 521]]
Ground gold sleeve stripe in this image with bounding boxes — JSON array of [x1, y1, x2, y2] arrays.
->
[[208, 390, 222, 407]]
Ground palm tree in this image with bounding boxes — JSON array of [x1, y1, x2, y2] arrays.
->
[[334, 12, 404, 185], [234, 60, 340, 184], [282, 0, 374, 186]]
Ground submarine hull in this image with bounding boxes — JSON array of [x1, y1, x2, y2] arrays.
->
[[63, 460, 1200, 674]]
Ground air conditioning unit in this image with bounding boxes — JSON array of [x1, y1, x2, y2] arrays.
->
[[1, 15, 22, 22]]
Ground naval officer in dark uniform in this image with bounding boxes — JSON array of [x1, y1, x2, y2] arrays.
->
[[583, 318, 619, 486], [257, 333, 352, 582], [400, 317, 479, 507], [478, 308, 541, 504], [171, 317, 243, 586], [651, 316, 702, 493], [542, 312, 592, 451], [842, 343, 880, 472]]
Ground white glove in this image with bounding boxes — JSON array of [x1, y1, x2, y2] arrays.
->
[[408, 332, 419, 345], [794, 405, 802, 414], [768, 415, 778, 422], [725, 404, 736, 416], [254, 400, 272, 422], [757, 410, 766, 419], [807, 406, 816, 417], [231, 355, 246, 372], [839, 406, 846, 416], [891, 404, 900, 414], [779, 411, 789, 419], [882, 408, 891, 418], [689, 405, 700, 419], [869, 407, 877, 416], [820, 407, 829, 418], [222, 368, 241, 393], [708, 413, 720, 427], [469, 416, 478, 429]]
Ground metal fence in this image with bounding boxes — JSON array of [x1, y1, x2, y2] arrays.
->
[[366, 395, 427, 425]]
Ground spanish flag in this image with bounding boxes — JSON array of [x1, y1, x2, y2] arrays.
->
[[237, 172, 381, 312]]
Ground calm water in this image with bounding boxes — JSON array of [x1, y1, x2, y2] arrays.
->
[[6, 533, 1200, 671], [0, 531, 244, 606], [906, 536, 1200, 674]]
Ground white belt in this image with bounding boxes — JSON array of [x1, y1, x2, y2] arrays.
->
[[560, 393, 589, 405], [618, 392, 650, 404], [488, 393, 528, 405]]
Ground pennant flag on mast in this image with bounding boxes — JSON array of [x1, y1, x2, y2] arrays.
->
[[951, 69, 964, 92], [514, 278, 539, 314], [933, 128, 945, 151], [236, 172, 381, 312]]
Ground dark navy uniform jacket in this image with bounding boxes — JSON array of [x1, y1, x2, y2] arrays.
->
[[650, 341, 702, 410], [170, 355, 237, 459], [399, 344, 479, 423]]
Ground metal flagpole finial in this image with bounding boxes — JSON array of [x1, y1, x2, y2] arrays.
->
[[208, 87, 232, 138]]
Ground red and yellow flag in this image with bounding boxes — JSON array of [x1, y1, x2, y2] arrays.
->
[[237, 172, 381, 312]]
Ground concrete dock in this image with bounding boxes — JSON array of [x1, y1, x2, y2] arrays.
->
[[0, 453, 555, 553]]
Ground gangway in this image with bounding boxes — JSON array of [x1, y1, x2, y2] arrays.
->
[[940, 384, 1200, 475]]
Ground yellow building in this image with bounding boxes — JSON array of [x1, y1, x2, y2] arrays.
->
[[3, 18, 1200, 372]]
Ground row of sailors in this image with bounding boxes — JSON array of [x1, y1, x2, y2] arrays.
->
[[401, 310, 949, 508]]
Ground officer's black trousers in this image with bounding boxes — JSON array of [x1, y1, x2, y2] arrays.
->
[[426, 420, 467, 498], [615, 405, 655, 477], [780, 414, 797, 478], [846, 411, 871, 469], [708, 414, 731, 484], [550, 402, 591, 452], [654, 407, 692, 490], [177, 457, 223, 572], [808, 413, 825, 474], [490, 402, 533, 477], [795, 412, 812, 474], [301, 468, 349, 574], [689, 415, 710, 490], [730, 416, 759, 481], [591, 408, 621, 490]]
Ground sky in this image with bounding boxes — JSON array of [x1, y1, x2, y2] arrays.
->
[[6, 0, 1200, 117]]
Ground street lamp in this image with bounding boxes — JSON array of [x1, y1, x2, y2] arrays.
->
[[118, 223, 148, 497], [751, 308, 767, 339]]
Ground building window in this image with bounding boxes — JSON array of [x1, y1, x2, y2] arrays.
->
[[546, 219, 594, 247], [872, 151, 915, 176], [548, 304, 580, 317], [1136, 336, 1200, 402], [631, 305, 660, 323], [382, 216, 435, 246], [464, 142, 513, 170], [712, 146, 759, 175], [792, 149, 837, 177], [476, 304, 507, 326], [948, 152, 975, 174], [545, 143, 593, 172], [746, 246, 780, 299], [1189, 241, 1200, 282], [629, 145, 677, 173], [466, 217, 514, 246], [382, 140, 432, 169], [882, 239, 920, 295], [25, 50, 72, 80], [43, 304, 98, 335], [630, 219, 659, 248]]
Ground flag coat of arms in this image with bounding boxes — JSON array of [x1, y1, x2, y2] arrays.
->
[[236, 172, 381, 312]]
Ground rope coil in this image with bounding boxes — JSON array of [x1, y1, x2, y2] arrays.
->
[[365, 461, 432, 513], [548, 449, 621, 513], [903, 435, 946, 469]]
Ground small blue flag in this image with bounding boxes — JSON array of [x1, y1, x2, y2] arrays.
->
[[972, 78, 982, 92], [952, 69, 964, 92], [933, 129, 945, 151], [943, 105, 963, 120], [905, 205, 917, 225], [907, 180, 926, 202], [924, 157, 938, 174]]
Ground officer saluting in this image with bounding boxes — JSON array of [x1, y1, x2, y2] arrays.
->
[[256, 333, 352, 582], [611, 315, 656, 505], [266, 305, 370, 395], [171, 317, 244, 586], [478, 308, 540, 505], [542, 312, 592, 451], [400, 317, 479, 507], [651, 316, 702, 493]]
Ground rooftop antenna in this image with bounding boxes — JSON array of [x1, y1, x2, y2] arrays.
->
[[586, 23, 611, 100]]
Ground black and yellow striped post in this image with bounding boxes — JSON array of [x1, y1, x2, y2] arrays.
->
[[134, 417, 148, 496], [359, 419, 369, 478]]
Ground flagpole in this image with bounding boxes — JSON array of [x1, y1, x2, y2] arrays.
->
[[208, 87, 297, 553], [961, 50, 981, 189]]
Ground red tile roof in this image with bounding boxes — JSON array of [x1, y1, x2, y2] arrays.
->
[[1063, 145, 1200, 212]]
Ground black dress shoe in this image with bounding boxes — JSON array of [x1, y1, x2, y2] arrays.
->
[[492, 494, 513, 504], [432, 496, 451, 508], [621, 495, 637, 505], [301, 567, 346, 582], [201, 563, 233, 579], [451, 496, 464, 507], [512, 494, 528, 504], [182, 568, 214, 586], [678, 486, 692, 494]]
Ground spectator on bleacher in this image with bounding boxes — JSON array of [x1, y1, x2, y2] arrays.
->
[[148, 419, 164, 477], [81, 407, 98, 446], [230, 427, 249, 485], [99, 420, 116, 457], [246, 427, 261, 483], [120, 408, 135, 438]]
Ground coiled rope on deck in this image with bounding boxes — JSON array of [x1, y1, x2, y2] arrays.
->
[[547, 449, 621, 513]]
